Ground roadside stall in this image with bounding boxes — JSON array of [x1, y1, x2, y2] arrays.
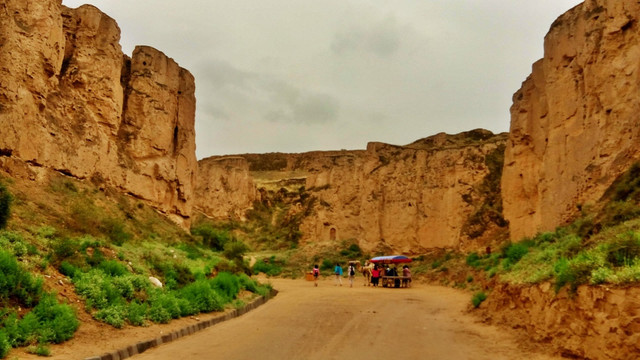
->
[[370, 255, 412, 288]]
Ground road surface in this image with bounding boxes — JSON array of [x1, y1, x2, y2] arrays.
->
[[133, 278, 560, 360]]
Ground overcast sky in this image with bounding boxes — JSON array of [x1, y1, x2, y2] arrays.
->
[[62, 0, 582, 159]]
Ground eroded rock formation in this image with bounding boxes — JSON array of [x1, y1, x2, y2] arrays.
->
[[0, 1, 196, 226], [227, 130, 508, 254], [503, 0, 640, 240], [481, 283, 640, 359], [195, 156, 257, 220]]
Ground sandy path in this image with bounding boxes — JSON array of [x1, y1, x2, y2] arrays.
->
[[133, 278, 561, 360]]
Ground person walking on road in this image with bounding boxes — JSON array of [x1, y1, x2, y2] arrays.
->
[[347, 263, 356, 287], [334, 263, 343, 286], [312, 264, 320, 287]]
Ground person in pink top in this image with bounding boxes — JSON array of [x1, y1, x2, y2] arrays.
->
[[371, 265, 381, 287]]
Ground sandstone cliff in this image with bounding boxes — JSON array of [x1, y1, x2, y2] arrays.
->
[[0, 1, 196, 226], [195, 156, 257, 220], [503, 0, 640, 240], [225, 130, 508, 254]]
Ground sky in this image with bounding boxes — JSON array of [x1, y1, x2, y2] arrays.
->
[[62, 0, 583, 159]]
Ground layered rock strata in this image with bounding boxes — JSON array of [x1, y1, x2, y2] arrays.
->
[[195, 156, 257, 220], [0, 1, 196, 226], [235, 130, 507, 254], [301, 131, 508, 254], [503, 0, 640, 240]]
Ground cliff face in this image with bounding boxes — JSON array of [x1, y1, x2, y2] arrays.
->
[[235, 130, 508, 254], [0, 1, 196, 226], [301, 131, 508, 254], [195, 156, 257, 220], [503, 0, 640, 239]]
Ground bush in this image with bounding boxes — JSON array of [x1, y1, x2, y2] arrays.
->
[[126, 301, 148, 326], [223, 241, 249, 261], [51, 237, 80, 263], [503, 242, 530, 263], [465, 252, 481, 267], [191, 224, 231, 251], [101, 218, 132, 246], [0, 251, 43, 307], [179, 280, 224, 313], [95, 305, 126, 328], [320, 259, 334, 271], [148, 292, 181, 323], [252, 259, 283, 276], [98, 260, 129, 277], [21, 293, 79, 344], [59, 261, 81, 279], [0, 330, 9, 358], [471, 291, 487, 308], [605, 232, 640, 267], [211, 272, 240, 302]]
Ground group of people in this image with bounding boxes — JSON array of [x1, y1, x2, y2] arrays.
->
[[310, 262, 411, 288], [366, 264, 412, 288]]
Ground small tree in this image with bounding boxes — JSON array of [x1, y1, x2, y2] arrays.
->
[[0, 184, 12, 229]]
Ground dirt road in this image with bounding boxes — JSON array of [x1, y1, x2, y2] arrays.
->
[[134, 278, 561, 360]]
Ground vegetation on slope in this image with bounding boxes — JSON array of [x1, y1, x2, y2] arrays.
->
[[0, 173, 271, 358], [414, 162, 640, 306]]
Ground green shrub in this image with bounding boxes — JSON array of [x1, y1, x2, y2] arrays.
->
[[471, 291, 487, 308], [252, 260, 283, 276], [74, 270, 120, 309], [223, 241, 249, 261], [148, 292, 182, 323], [98, 260, 129, 277], [465, 252, 481, 267], [126, 301, 148, 326], [101, 218, 132, 246], [95, 305, 126, 328], [504, 242, 530, 263], [605, 232, 640, 267], [27, 343, 50, 356], [0, 251, 43, 307], [211, 272, 240, 302], [52, 237, 80, 263], [0, 330, 9, 358], [191, 224, 230, 251], [59, 261, 80, 279], [31, 293, 79, 343], [320, 259, 334, 271], [179, 280, 224, 313]]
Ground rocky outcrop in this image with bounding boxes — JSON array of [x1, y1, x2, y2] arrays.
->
[[503, 0, 640, 240], [0, 1, 196, 226], [236, 130, 507, 254], [195, 156, 257, 220], [302, 131, 508, 254], [481, 283, 640, 359]]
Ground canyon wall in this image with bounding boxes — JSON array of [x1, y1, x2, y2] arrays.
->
[[503, 0, 640, 240], [232, 130, 508, 254], [0, 1, 196, 226], [301, 131, 508, 254], [195, 156, 257, 220]]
